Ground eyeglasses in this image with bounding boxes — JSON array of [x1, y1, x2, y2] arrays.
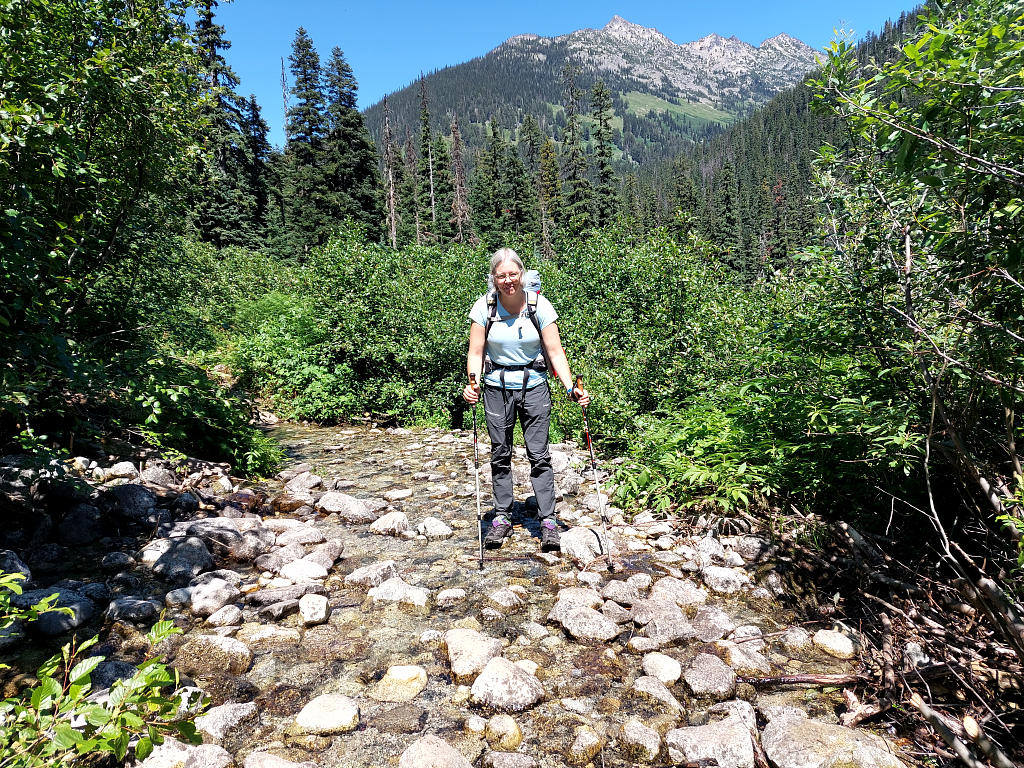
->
[[495, 272, 521, 282]]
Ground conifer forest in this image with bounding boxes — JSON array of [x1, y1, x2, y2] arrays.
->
[[1, 0, 1024, 764]]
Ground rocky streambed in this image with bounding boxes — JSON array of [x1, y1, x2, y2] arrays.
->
[[0, 421, 912, 768]]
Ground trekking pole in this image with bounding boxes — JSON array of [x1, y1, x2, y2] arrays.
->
[[575, 375, 618, 571], [471, 374, 484, 571]]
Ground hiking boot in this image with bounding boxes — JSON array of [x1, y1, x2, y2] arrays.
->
[[484, 517, 512, 549], [540, 519, 561, 552]]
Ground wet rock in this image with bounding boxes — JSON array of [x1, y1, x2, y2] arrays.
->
[[684, 653, 737, 699], [246, 584, 326, 606], [13, 588, 94, 635], [293, 694, 359, 735], [370, 665, 427, 702], [58, 503, 104, 545], [284, 471, 322, 496], [195, 702, 259, 749], [470, 657, 545, 712], [666, 715, 755, 768], [299, 593, 329, 625], [0, 550, 31, 580], [629, 676, 683, 714], [601, 579, 640, 606], [437, 588, 467, 607], [276, 525, 325, 547], [642, 608, 695, 647], [417, 516, 454, 540], [444, 628, 503, 684], [701, 566, 750, 594], [370, 510, 410, 536], [761, 714, 907, 768], [488, 587, 526, 612], [0, 619, 24, 652], [642, 652, 682, 685], [144, 536, 214, 585], [561, 527, 613, 567], [714, 639, 772, 675], [649, 577, 707, 609], [558, 606, 622, 643], [244, 753, 316, 768], [280, 558, 329, 583], [165, 586, 192, 607], [106, 597, 159, 623], [398, 734, 474, 768], [568, 725, 604, 765], [813, 629, 858, 659], [620, 719, 662, 763], [175, 635, 253, 676], [207, 604, 243, 627], [235, 624, 301, 650], [692, 605, 736, 642], [485, 713, 523, 750], [731, 624, 766, 650], [371, 703, 427, 734], [315, 491, 379, 523], [104, 483, 157, 521], [301, 626, 370, 663], [344, 560, 399, 588], [602, 600, 633, 624], [782, 627, 812, 652], [190, 578, 241, 617], [258, 600, 300, 621], [384, 488, 413, 501], [367, 576, 428, 608]]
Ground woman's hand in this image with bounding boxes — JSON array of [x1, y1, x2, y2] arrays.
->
[[463, 382, 480, 404], [572, 386, 591, 408]]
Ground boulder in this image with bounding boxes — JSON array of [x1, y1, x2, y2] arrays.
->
[[175, 635, 252, 676], [345, 560, 399, 588], [666, 716, 755, 768], [367, 577, 429, 608], [684, 653, 737, 699], [761, 714, 907, 768], [315, 492, 379, 523], [470, 657, 545, 712], [561, 527, 613, 567], [398, 735, 474, 768], [443, 628, 503, 684], [293, 694, 359, 735]]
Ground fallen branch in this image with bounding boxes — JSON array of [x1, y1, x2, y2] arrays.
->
[[736, 673, 869, 688], [962, 716, 1015, 768], [909, 694, 987, 768]]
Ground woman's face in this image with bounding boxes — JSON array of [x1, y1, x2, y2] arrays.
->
[[493, 260, 523, 296]]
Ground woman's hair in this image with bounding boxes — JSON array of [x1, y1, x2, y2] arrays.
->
[[489, 247, 524, 278]]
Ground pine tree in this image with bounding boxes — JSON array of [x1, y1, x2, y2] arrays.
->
[[449, 114, 472, 244], [560, 63, 592, 234], [469, 142, 500, 244], [537, 138, 562, 256], [282, 27, 330, 255], [668, 155, 698, 239], [241, 94, 271, 245], [401, 129, 421, 245], [322, 46, 383, 239], [430, 132, 453, 242], [417, 77, 438, 240], [381, 97, 399, 248], [518, 113, 543, 175], [590, 80, 617, 226], [711, 161, 745, 271], [191, 0, 264, 247]]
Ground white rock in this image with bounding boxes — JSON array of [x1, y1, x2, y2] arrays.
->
[[620, 719, 662, 763], [398, 735, 474, 768], [761, 714, 907, 768], [206, 604, 243, 627], [642, 652, 682, 685], [371, 665, 428, 702], [275, 526, 325, 547], [190, 578, 241, 618], [630, 675, 683, 713], [561, 526, 614, 567], [666, 716, 755, 768], [417, 516, 454, 540], [315, 491, 379, 523], [436, 588, 467, 607], [298, 593, 329, 625], [367, 576, 428, 607], [684, 653, 737, 699], [470, 657, 545, 712], [813, 629, 858, 659], [280, 559, 328, 583], [293, 694, 359, 735], [370, 510, 410, 536], [443, 628, 503, 684], [782, 627, 812, 652], [701, 566, 750, 594], [195, 702, 258, 745], [345, 560, 399, 588]]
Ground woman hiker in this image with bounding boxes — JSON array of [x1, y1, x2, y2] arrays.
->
[[462, 248, 590, 552]]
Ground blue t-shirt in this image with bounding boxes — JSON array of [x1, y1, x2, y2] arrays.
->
[[469, 292, 558, 389]]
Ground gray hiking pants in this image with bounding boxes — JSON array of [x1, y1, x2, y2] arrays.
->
[[483, 382, 556, 521]]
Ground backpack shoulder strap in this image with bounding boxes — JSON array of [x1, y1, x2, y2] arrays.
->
[[525, 291, 541, 334], [484, 290, 499, 338]]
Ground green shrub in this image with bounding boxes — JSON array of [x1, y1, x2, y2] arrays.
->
[[0, 573, 204, 766]]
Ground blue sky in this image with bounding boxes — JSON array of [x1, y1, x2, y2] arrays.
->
[[215, 0, 914, 147]]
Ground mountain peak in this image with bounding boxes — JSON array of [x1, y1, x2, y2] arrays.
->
[[600, 15, 672, 46]]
